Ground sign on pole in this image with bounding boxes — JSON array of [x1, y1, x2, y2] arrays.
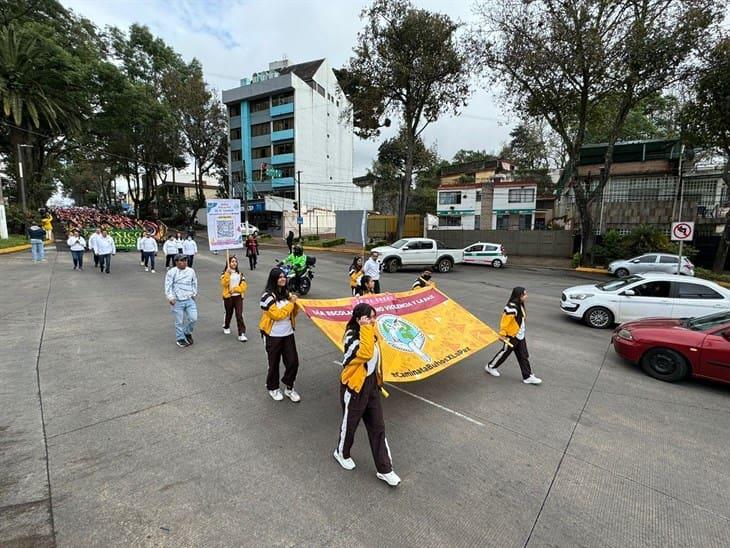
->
[[206, 199, 244, 251], [297, 216, 304, 225], [671, 221, 694, 241]]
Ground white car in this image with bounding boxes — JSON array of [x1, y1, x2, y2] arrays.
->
[[240, 222, 259, 235], [607, 253, 694, 277], [463, 242, 508, 268], [561, 273, 730, 328], [372, 238, 464, 273]]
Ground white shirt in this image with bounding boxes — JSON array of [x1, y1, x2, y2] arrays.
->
[[67, 236, 86, 251], [165, 266, 198, 301], [88, 232, 100, 250], [182, 239, 198, 255], [163, 240, 178, 255], [94, 235, 116, 255], [229, 272, 242, 295], [516, 317, 526, 340], [140, 237, 158, 253], [363, 258, 381, 280], [270, 300, 294, 337], [366, 343, 380, 376]]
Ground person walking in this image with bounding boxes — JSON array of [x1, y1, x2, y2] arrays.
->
[[182, 234, 198, 267], [136, 234, 145, 266], [27, 223, 46, 263], [485, 287, 542, 385], [175, 232, 184, 255], [245, 234, 259, 270], [285, 230, 294, 254], [94, 229, 116, 274], [165, 254, 198, 348], [67, 229, 86, 270], [412, 270, 433, 290], [163, 235, 178, 268], [349, 256, 363, 296], [355, 275, 376, 296], [333, 303, 401, 487], [258, 267, 301, 402], [363, 251, 382, 293], [221, 256, 248, 342], [140, 232, 159, 273], [88, 228, 102, 268], [41, 210, 53, 241]]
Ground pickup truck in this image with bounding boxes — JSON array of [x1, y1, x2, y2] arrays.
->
[[371, 238, 464, 273]]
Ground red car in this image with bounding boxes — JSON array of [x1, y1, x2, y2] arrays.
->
[[612, 311, 730, 384]]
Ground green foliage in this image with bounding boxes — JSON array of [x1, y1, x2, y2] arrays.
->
[[451, 149, 495, 164], [571, 252, 581, 268], [591, 229, 625, 265], [589, 226, 699, 266], [694, 267, 730, 285], [0, 234, 29, 249], [366, 241, 388, 251], [305, 237, 346, 248], [4, 203, 33, 233]]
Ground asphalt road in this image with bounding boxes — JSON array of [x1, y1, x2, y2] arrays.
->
[[2, 244, 729, 547]]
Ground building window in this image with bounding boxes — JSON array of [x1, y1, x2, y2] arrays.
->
[[230, 128, 241, 140], [316, 83, 325, 97], [476, 191, 482, 202], [252, 146, 270, 159], [272, 92, 293, 106], [273, 117, 294, 131], [508, 188, 535, 203], [273, 142, 294, 155], [496, 215, 509, 229], [231, 171, 242, 183], [439, 192, 462, 205], [251, 122, 270, 137], [231, 150, 242, 162], [279, 166, 295, 178], [250, 98, 269, 112], [252, 169, 263, 181], [438, 216, 461, 227], [518, 214, 532, 230], [228, 104, 240, 117], [474, 215, 481, 229]]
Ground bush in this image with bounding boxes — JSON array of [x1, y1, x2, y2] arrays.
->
[[694, 267, 730, 284], [306, 237, 346, 248], [586, 225, 699, 267], [5, 204, 34, 234], [366, 240, 388, 251]]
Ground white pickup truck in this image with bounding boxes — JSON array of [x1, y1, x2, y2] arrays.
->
[[371, 238, 464, 273]]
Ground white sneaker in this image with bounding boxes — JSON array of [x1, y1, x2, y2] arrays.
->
[[268, 389, 284, 401], [145, 267, 149, 272], [238, 334, 248, 342], [151, 269, 155, 273], [333, 450, 356, 470], [140, 261, 144, 266], [223, 328, 231, 335], [523, 375, 543, 385], [284, 387, 301, 402], [485, 365, 501, 377], [376, 471, 401, 487]]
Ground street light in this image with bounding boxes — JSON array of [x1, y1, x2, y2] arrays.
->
[[17, 144, 33, 213]]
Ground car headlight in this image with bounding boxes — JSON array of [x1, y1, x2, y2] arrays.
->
[[569, 293, 594, 300], [617, 328, 633, 340]]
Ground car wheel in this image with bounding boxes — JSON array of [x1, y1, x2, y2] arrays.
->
[[437, 257, 453, 273], [641, 348, 689, 382], [492, 259, 503, 269], [615, 268, 629, 278], [583, 307, 614, 329], [384, 258, 399, 273]]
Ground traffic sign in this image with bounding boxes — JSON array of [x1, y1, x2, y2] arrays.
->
[[671, 221, 694, 241], [297, 216, 304, 225], [266, 168, 282, 178]]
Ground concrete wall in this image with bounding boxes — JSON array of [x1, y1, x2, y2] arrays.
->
[[427, 229, 573, 257]]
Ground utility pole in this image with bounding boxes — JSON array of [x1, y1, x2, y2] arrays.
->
[[242, 168, 249, 235], [676, 144, 685, 275], [296, 170, 302, 241], [17, 144, 28, 213], [0, 173, 7, 239]]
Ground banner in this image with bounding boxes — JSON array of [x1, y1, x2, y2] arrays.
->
[[206, 199, 243, 251], [82, 228, 142, 251], [298, 287, 501, 382]]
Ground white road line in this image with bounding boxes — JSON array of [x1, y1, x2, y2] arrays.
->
[[330, 360, 484, 427]]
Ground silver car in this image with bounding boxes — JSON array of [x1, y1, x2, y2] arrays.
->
[[607, 253, 694, 277]]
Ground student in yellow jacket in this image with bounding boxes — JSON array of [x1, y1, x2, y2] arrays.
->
[[220, 256, 248, 342], [348, 256, 363, 296], [485, 287, 542, 385], [333, 303, 401, 487], [258, 267, 301, 402]]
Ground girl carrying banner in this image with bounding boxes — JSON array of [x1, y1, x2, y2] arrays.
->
[[485, 287, 542, 385], [355, 275, 376, 296], [348, 256, 363, 296], [220, 256, 248, 342]]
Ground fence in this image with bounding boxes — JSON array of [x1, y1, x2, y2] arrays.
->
[[369, 215, 423, 241], [427, 229, 573, 258]]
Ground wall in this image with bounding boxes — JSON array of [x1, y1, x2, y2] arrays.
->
[[283, 209, 336, 237], [427, 229, 573, 257], [369, 215, 423, 240]]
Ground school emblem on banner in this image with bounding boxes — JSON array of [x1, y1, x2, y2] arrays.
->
[[297, 287, 501, 382]]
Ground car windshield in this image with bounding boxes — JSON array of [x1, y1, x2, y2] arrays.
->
[[683, 310, 730, 331], [596, 275, 644, 291], [390, 239, 408, 249]]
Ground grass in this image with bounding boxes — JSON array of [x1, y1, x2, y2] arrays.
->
[[0, 234, 30, 250]]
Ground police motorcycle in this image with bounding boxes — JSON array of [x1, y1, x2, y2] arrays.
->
[[275, 246, 316, 295]]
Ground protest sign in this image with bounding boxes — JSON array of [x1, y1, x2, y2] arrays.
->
[[206, 199, 243, 251]]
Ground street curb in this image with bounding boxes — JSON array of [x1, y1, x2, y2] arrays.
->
[[575, 267, 609, 274], [0, 239, 53, 255]]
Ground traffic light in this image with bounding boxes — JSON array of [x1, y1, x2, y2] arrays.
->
[[260, 162, 267, 180], [292, 201, 298, 211]]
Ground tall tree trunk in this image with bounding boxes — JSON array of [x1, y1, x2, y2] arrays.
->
[[397, 136, 414, 240]]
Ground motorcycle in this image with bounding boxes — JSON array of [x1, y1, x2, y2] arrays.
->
[[276, 256, 316, 295]]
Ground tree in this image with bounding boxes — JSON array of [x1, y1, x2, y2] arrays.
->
[[341, 0, 471, 238], [473, 0, 721, 262], [451, 149, 495, 165]]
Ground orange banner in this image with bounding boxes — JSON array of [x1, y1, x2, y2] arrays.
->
[[297, 287, 501, 382]]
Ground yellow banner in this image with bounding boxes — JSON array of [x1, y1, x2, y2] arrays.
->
[[297, 287, 501, 382]]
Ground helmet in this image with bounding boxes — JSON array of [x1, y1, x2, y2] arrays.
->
[[293, 245, 303, 256]]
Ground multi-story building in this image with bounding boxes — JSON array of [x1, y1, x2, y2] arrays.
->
[[222, 58, 371, 232]]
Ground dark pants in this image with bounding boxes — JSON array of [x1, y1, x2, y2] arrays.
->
[[99, 254, 111, 273], [71, 250, 84, 269], [165, 254, 175, 268], [93, 252, 99, 267], [140, 250, 144, 263], [143, 251, 155, 270], [264, 334, 299, 390], [338, 375, 392, 474], [187, 255, 194, 267], [223, 295, 246, 335], [488, 337, 532, 379], [247, 253, 257, 270], [373, 280, 381, 294], [287, 242, 293, 254]]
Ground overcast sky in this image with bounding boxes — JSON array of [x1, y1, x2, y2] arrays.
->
[[61, 0, 515, 176]]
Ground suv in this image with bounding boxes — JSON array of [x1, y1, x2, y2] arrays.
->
[[608, 253, 694, 277]]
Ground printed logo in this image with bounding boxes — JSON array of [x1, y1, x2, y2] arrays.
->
[[377, 314, 431, 363]]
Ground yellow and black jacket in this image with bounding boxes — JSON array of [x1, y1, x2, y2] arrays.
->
[[349, 267, 362, 291], [341, 324, 382, 393], [498, 301, 526, 337], [220, 271, 248, 299], [258, 291, 298, 335]]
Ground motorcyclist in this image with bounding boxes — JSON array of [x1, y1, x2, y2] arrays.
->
[[283, 245, 308, 278]]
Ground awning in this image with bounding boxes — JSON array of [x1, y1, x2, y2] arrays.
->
[[493, 209, 534, 215], [437, 210, 475, 216]]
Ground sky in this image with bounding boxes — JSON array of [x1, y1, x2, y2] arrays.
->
[[61, 0, 515, 176]]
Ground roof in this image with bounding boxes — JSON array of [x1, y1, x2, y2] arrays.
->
[[278, 59, 325, 82], [439, 159, 510, 178], [579, 139, 684, 166]]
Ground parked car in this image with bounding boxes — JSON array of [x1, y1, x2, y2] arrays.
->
[[462, 242, 508, 268], [560, 273, 730, 328], [608, 253, 694, 277], [240, 221, 259, 235], [371, 238, 464, 273], [612, 310, 730, 384]]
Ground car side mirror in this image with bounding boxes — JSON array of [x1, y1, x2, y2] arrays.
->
[[623, 289, 636, 297], [631, 259, 640, 263]]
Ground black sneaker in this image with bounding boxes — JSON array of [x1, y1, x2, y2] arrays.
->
[[176, 339, 190, 348], [185, 334, 193, 345]]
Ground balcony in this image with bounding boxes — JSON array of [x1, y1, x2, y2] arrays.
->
[[270, 103, 294, 117], [271, 129, 294, 142], [272, 153, 294, 164], [272, 176, 295, 188]]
